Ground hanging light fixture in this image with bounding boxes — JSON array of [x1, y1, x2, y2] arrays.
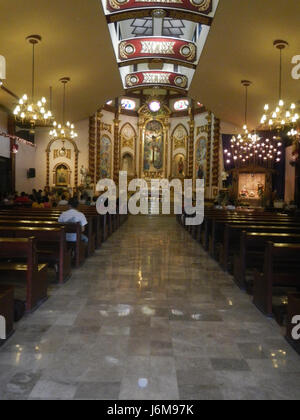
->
[[225, 80, 282, 168], [49, 77, 78, 141], [260, 40, 299, 131], [13, 35, 53, 133]]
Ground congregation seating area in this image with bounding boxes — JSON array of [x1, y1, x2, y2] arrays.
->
[[178, 208, 300, 356], [0, 206, 128, 345]]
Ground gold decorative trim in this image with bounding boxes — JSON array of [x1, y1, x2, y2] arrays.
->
[[119, 41, 136, 59], [126, 74, 139, 87], [174, 75, 188, 88], [108, 0, 130, 10], [180, 43, 196, 62], [189, 0, 211, 12]]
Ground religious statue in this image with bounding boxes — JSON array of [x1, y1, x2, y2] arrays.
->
[[80, 165, 88, 185], [178, 157, 184, 175]]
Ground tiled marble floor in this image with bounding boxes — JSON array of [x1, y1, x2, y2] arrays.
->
[[0, 215, 300, 400]]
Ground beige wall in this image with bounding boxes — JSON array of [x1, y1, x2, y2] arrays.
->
[[15, 142, 37, 193], [0, 110, 10, 158]]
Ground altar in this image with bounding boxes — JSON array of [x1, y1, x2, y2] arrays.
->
[[231, 166, 273, 206]]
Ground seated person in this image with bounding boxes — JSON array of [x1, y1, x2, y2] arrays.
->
[[91, 196, 98, 206], [15, 192, 31, 204], [42, 196, 51, 209], [226, 200, 236, 210], [32, 198, 44, 208], [79, 194, 87, 205], [58, 194, 69, 206], [58, 198, 88, 243]]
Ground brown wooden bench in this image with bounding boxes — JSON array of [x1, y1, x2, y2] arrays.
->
[[221, 224, 300, 272], [0, 219, 87, 269], [210, 217, 300, 258], [286, 293, 300, 355], [234, 232, 300, 290], [0, 285, 14, 344], [0, 213, 96, 258], [0, 225, 72, 284], [0, 238, 48, 312], [253, 243, 300, 316], [1, 207, 103, 249]]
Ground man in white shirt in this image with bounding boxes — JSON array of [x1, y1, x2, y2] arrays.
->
[[58, 198, 88, 243], [58, 195, 69, 206]]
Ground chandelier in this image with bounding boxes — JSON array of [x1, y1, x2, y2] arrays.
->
[[260, 40, 299, 131], [49, 77, 78, 141], [13, 35, 53, 133], [226, 134, 283, 169], [225, 80, 283, 168]]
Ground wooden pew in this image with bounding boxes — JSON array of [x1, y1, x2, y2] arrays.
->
[[210, 217, 300, 258], [253, 243, 300, 316], [0, 285, 14, 344], [221, 224, 300, 272], [286, 293, 300, 355], [0, 219, 86, 270], [2, 205, 103, 243], [0, 213, 96, 257], [234, 232, 300, 290], [0, 238, 48, 312], [0, 226, 71, 283]]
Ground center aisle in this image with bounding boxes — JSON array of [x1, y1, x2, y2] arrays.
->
[[0, 216, 299, 400]]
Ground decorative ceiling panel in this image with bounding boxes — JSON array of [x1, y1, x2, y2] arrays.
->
[[125, 70, 188, 90], [119, 37, 197, 63], [106, 0, 213, 15]]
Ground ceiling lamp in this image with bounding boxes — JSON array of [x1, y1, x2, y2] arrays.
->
[[227, 134, 283, 168], [49, 77, 78, 141], [13, 35, 53, 133], [260, 40, 299, 131], [228, 81, 254, 154], [149, 100, 161, 113], [226, 80, 282, 168]]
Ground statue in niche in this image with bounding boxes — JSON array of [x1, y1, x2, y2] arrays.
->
[[121, 153, 134, 176], [173, 154, 186, 178], [178, 156, 184, 176], [80, 166, 88, 185]]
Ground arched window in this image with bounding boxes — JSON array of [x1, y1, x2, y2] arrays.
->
[[174, 99, 189, 111], [121, 99, 136, 111]]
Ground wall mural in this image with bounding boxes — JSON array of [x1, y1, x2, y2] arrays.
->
[[100, 136, 112, 178], [144, 120, 164, 172], [195, 137, 207, 180]]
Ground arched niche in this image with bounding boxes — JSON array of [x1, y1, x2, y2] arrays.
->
[[52, 162, 72, 187], [46, 138, 80, 188], [120, 123, 137, 177]]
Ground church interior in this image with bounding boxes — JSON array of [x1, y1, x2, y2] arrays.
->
[[0, 0, 300, 401]]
